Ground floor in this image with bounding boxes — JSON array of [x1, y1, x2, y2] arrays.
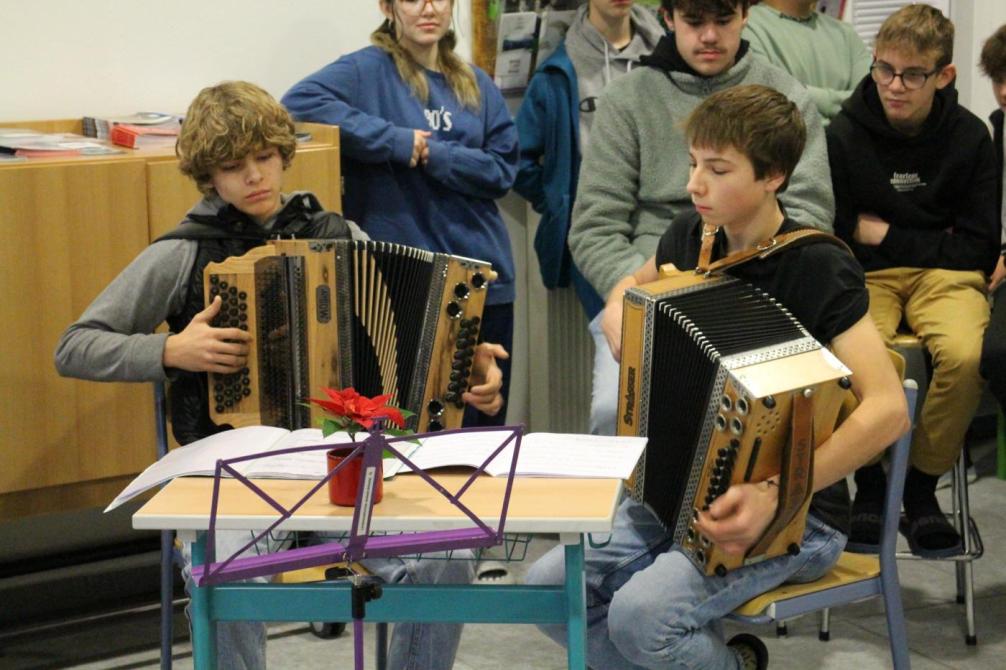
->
[[2, 442, 1004, 670]]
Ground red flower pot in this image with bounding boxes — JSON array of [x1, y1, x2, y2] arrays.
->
[[327, 446, 383, 507]]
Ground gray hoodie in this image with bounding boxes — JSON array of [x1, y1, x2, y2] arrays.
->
[[564, 4, 664, 154], [568, 44, 835, 300]]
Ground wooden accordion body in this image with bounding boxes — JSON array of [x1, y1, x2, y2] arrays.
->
[[203, 239, 492, 433], [617, 270, 850, 576]]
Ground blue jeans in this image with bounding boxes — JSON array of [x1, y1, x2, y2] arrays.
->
[[588, 312, 620, 436], [525, 499, 846, 670], [182, 531, 475, 670]]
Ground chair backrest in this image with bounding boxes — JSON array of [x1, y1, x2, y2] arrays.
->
[[880, 381, 919, 563]]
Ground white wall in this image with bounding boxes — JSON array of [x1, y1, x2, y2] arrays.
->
[[0, 0, 473, 121], [957, 0, 1006, 121]]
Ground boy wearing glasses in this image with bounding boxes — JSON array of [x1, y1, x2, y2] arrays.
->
[[826, 4, 999, 557]]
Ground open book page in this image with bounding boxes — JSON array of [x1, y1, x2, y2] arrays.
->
[[105, 425, 289, 512], [106, 427, 418, 512], [388, 432, 646, 479]]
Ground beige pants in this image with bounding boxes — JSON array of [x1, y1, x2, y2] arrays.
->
[[866, 267, 989, 475]]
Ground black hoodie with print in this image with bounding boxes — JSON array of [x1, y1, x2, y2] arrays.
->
[[826, 76, 999, 274]]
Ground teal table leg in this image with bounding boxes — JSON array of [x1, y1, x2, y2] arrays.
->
[[564, 535, 587, 670], [190, 533, 217, 670]]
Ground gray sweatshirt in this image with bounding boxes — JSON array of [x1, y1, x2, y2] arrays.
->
[[54, 193, 366, 382], [568, 43, 835, 300], [564, 4, 664, 154]]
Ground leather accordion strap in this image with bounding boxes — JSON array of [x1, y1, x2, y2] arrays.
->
[[749, 389, 816, 558], [702, 229, 851, 276], [696, 223, 721, 272]]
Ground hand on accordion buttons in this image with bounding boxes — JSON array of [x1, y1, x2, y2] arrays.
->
[[162, 295, 252, 374], [462, 343, 509, 416], [694, 480, 779, 556]]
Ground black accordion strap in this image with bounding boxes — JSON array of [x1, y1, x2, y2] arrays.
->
[[702, 229, 851, 276]]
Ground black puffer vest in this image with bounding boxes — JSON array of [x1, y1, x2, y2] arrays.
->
[[157, 193, 351, 444]]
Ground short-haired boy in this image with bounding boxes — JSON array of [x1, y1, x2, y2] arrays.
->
[[979, 24, 1006, 416], [526, 84, 908, 670], [55, 80, 501, 670], [827, 5, 999, 556]]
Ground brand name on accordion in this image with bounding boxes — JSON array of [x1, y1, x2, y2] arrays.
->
[[623, 367, 637, 426]]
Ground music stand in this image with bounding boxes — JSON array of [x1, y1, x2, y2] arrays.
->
[[190, 421, 523, 669]]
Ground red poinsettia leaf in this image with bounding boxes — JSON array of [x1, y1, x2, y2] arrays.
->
[[380, 406, 406, 429]]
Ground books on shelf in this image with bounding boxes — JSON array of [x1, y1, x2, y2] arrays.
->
[[105, 426, 647, 512], [0, 128, 123, 157], [82, 112, 180, 140], [109, 122, 180, 149]]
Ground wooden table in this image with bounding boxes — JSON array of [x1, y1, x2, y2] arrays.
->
[[134, 474, 623, 669]]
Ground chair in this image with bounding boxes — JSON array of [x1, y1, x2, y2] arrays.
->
[[729, 379, 919, 670], [891, 334, 984, 646]]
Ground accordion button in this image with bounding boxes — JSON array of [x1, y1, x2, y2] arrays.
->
[[715, 564, 728, 578], [470, 316, 481, 326], [446, 301, 462, 319], [427, 419, 444, 432], [445, 392, 459, 403], [763, 395, 777, 409], [427, 399, 445, 417], [448, 382, 461, 393], [453, 282, 470, 300], [470, 272, 486, 289], [449, 371, 463, 381], [215, 405, 224, 413]]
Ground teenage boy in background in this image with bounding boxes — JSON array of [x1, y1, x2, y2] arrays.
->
[[513, 0, 664, 431], [527, 84, 907, 670], [827, 5, 999, 557], [569, 0, 834, 436], [743, 0, 871, 123], [980, 24, 1006, 420], [55, 81, 503, 670]]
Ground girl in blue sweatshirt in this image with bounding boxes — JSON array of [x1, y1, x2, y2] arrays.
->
[[283, 0, 517, 427]]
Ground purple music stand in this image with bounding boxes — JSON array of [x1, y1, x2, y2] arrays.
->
[[190, 420, 523, 669]]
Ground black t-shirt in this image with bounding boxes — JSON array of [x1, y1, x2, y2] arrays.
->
[[654, 212, 870, 535]]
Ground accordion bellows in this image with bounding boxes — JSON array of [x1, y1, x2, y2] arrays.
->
[[618, 270, 850, 576], [204, 239, 492, 433]]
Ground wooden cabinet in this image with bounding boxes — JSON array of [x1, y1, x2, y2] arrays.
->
[[0, 120, 341, 519]]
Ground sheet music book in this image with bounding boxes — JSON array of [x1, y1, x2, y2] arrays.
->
[[106, 426, 646, 512]]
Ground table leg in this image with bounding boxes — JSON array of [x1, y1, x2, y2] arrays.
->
[[563, 535, 587, 670], [190, 533, 217, 670]]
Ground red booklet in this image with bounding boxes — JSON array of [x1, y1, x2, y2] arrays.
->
[[109, 123, 179, 149]]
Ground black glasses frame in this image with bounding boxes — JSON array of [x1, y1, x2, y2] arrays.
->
[[870, 61, 943, 90]]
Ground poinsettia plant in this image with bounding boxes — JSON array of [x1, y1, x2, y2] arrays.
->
[[308, 387, 415, 441]]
